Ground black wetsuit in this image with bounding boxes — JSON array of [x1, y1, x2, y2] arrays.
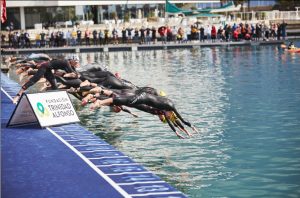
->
[[97, 88, 193, 128], [22, 59, 76, 90], [80, 70, 137, 90], [16, 53, 51, 64]]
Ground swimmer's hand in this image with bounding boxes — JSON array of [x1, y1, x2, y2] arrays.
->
[[54, 71, 65, 77], [13, 95, 20, 104], [89, 87, 102, 94], [63, 72, 77, 78], [175, 131, 185, 139]]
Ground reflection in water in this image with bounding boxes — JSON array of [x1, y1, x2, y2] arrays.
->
[[4, 43, 300, 197]]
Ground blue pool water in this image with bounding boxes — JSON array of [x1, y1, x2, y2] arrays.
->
[[6, 42, 300, 197]]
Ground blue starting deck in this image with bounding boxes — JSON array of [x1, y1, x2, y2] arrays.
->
[[1, 73, 187, 198]]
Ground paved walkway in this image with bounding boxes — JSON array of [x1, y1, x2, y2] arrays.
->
[[1, 40, 285, 55]]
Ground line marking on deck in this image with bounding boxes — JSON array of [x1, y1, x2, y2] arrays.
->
[[73, 144, 109, 147], [1, 87, 13, 100], [97, 163, 138, 167], [65, 139, 101, 141], [107, 172, 151, 176], [81, 150, 116, 153], [87, 156, 128, 160], [130, 191, 182, 196], [118, 181, 165, 185]]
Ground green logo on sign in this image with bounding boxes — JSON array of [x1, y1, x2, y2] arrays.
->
[[37, 102, 45, 114], [35, 102, 49, 117]]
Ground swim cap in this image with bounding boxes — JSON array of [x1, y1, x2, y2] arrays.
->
[[159, 91, 166, 97], [65, 54, 80, 62]]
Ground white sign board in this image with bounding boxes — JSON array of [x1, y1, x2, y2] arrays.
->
[[7, 91, 80, 128]]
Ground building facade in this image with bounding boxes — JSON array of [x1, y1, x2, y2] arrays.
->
[[3, 0, 220, 30]]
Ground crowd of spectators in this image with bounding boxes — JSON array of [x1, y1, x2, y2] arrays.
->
[[1, 21, 288, 49]]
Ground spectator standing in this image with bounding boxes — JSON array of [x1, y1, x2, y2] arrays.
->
[[66, 30, 71, 46], [24, 31, 31, 48], [13, 32, 19, 48], [112, 28, 118, 45], [92, 29, 98, 45], [35, 32, 41, 48], [85, 28, 91, 46], [199, 26, 205, 42], [281, 21, 287, 40], [145, 27, 151, 44], [40, 31, 46, 47], [134, 28, 139, 43], [19, 31, 25, 48], [71, 29, 77, 46], [126, 27, 133, 44], [99, 30, 104, 45], [211, 25, 216, 43], [277, 23, 281, 40], [104, 28, 109, 45], [151, 26, 156, 44], [121, 27, 127, 44], [77, 29, 82, 45], [140, 26, 145, 44]]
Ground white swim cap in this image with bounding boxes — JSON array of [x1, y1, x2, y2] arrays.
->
[[65, 54, 79, 62]]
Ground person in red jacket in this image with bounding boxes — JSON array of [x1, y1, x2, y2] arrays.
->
[[211, 25, 217, 43], [233, 29, 239, 41]]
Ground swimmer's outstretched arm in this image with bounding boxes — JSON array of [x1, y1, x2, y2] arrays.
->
[[90, 98, 113, 109], [79, 80, 97, 88], [120, 106, 138, 117]]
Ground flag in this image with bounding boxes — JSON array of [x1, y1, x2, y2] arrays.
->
[[1, 0, 7, 23]]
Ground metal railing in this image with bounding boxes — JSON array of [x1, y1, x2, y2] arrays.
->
[[231, 10, 300, 22]]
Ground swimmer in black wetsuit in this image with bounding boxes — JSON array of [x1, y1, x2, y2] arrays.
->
[[82, 87, 197, 138], [80, 70, 137, 90], [13, 54, 80, 104], [6, 53, 51, 65]]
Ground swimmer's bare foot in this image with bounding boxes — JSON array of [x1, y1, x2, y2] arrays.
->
[[191, 126, 199, 133]]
